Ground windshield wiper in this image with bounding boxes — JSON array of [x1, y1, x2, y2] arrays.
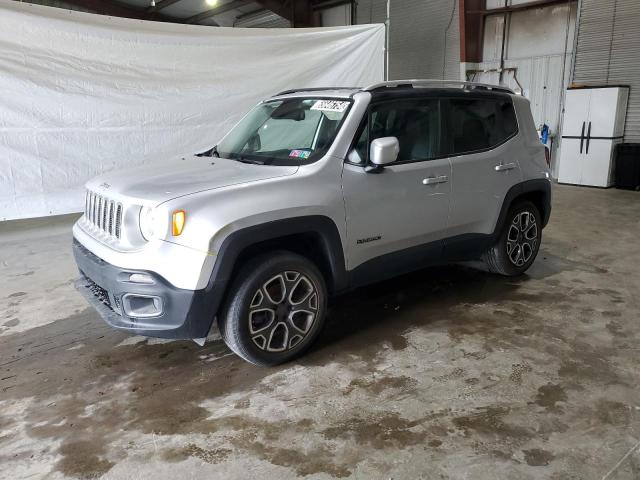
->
[[236, 156, 265, 165]]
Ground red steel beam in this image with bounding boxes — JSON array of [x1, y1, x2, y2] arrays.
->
[[459, 0, 485, 63]]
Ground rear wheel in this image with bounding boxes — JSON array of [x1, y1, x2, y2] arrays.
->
[[218, 251, 327, 366], [483, 200, 542, 276]]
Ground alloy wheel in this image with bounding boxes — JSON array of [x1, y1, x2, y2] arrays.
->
[[248, 271, 319, 352], [506, 211, 538, 267]]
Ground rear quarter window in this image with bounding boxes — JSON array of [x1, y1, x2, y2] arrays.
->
[[444, 97, 518, 156]]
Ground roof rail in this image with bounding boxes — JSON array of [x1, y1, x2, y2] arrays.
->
[[274, 86, 361, 96], [363, 79, 515, 95]]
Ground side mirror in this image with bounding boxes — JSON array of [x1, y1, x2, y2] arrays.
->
[[370, 137, 399, 166], [247, 133, 261, 152]]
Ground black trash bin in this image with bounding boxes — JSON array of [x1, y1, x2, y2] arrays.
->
[[614, 143, 640, 190]]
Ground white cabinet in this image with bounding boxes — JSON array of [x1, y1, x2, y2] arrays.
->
[[562, 88, 591, 139], [557, 136, 583, 185], [557, 86, 629, 187], [581, 139, 621, 188]]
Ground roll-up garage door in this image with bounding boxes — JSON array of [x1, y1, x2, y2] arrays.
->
[[573, 0, 640, 142]]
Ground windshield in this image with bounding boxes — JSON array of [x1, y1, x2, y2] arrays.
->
[[217, 97, 352, 165]]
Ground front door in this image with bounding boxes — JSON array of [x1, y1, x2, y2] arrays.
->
[[342, 97, 452, 281]]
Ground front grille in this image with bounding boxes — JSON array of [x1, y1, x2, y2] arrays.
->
[[85, 190, 123, 239]]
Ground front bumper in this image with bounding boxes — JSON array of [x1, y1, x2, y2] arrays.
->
[[73, 239, 219, 339]]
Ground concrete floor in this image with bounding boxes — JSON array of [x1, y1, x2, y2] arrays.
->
[[1, 184, 640, 480]]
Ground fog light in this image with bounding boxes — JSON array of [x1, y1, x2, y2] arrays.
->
[[122, 294, 163, 318]]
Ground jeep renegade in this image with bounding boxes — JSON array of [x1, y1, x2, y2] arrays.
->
[[73, 80, 551, 366]]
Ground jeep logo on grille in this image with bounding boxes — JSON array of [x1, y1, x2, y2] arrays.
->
[[99, 182, 111, 189]]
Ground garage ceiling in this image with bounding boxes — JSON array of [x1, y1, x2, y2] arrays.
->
[[30, 0, 352, 26]]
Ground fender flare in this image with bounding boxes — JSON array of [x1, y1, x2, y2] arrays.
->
[[208, 215, 348, 294], [493, 178, 552, 238], [195, 216, 348, 336]]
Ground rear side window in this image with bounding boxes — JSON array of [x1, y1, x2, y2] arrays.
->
[[444, 98, 518, 156]]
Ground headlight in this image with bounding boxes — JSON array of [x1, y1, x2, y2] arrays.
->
[[139, 206, 167, 241]]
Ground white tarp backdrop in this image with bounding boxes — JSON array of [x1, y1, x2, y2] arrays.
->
[[0, 1, 384, 220]]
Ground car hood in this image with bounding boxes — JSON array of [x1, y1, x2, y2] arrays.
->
[[86, 157, 299, 205]]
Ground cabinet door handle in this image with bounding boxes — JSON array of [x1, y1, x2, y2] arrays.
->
[[580, 121, 586, 153], [494, 162, 516, 171], [422, 175, 448, 185], [586, 121, 592, 154]]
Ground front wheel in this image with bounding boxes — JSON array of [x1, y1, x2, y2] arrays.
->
[[483, 200, 542, 276], [218, 251, 327, 366]]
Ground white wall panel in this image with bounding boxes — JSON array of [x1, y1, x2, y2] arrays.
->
[[507, 5, 576, 57], [482, 14, 505, 61]]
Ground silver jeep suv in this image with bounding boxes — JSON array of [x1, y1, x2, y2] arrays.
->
[[73, 80, 551, 366]]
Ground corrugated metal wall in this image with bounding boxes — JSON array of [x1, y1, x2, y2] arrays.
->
[[234, 10, 290, 28], [356, 0, 460, 80], [573, 0, 640, 142]]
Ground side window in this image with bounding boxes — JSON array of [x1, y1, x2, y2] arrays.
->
[[348, 99, 440, 165], [444, 98, 518, 156], [496, 100, 518, 139], [370, 99, 440, 162]]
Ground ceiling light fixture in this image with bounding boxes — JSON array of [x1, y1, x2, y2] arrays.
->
[[150, 0, 155, 6], [205, 0, 218, 6]]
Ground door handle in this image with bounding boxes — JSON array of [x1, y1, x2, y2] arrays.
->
[[422, 175, 448, 185], [580, 121, 585, 153], [586, 121, 592, 154], [494, 162, 516, 171]]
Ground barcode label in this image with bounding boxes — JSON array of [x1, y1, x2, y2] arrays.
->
[[311, 100, 350, 113]]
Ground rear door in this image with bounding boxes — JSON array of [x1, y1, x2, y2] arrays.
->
[[443, 95, 522, 253]]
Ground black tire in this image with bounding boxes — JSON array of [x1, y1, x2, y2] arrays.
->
[[483, 200, 542, 276], [218, 251, 327, 366]]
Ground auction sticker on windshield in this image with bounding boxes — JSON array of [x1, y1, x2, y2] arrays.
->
[[311, 100, 350, 113]]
